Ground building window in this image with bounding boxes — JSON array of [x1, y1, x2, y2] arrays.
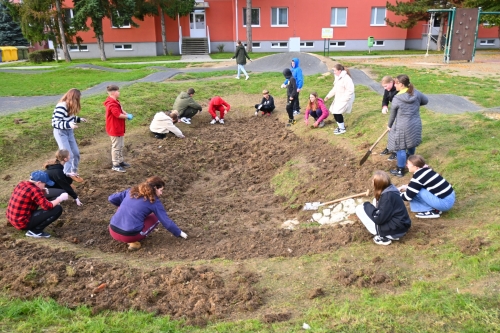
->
[[114, 44, 133, 51], [330, 8, 347, 26], [64, 9, 74, 25], [271, 42, 288, 48], [112, 15, 131, 28], [371, 7, 386, 26], [374, 40, 385, 46], [243, 8, 260, 27], [243, 42, 261, 48], [479, 39, 495, 45], [271, 7, 288, 26], [300, 42, 314, 48], [69, 44, 88, 52], [330, 41, 346, 47]]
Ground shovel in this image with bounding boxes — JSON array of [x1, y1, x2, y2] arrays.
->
[[359, 128, 389, 166], [303, 189, 370, 211]]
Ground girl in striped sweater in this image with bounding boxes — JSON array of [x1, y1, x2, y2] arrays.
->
[[399, 155, 455, 219], [52, 88, 86, 182]]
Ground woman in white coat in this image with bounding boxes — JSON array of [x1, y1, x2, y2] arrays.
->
[[324, 64, 355, 135], [149, 110, 185, 139]]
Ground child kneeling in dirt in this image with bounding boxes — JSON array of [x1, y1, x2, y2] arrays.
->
[[108, 176, 188, 250], [254, 89, 275, 116], [304, 92, 329, 128], [149, 110, 185, 139], [208, 96, 230, 125], [355, 170, 411, 246]]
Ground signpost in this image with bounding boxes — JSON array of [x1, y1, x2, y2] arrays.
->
[[322, 28, 333, 56]]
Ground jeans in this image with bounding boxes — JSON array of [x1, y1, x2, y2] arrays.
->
[[397, 147, 416, 168], [53, 128, 80, 175], [409, 189, 455, 212], [237, 64, 248, 78]]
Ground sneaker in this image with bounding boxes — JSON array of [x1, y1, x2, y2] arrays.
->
[[387, 152, 397, 161], [235, 76, 240, 79], [333, 128, 346, 135], [293, 110, 300, 116], [373, 235, 392, 245], [119, 162, 131, 168], [70, 174, 84, 183], [318, 121, 325, 128], [286, 119, 297, 127], [390, 167, 405, 178], [180, 117, 191, 124], [415, 209, 441, 219], [245, 76, 249, 80], [386, 236, 400, 241], [26, 230, 51, 238], [219, 119, 225, 124], [210, 119, 217, 125], [112, 165, 126, 173], [128, 241, 141, 250], [380, 148, 390, 155]]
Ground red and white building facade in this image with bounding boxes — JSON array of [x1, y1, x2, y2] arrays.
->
[[63, 0, 499, 58]]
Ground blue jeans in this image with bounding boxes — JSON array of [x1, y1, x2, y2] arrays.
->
[[53, 128, 80, 175], [397, 147, 416, 168], [237, 64, 248, 78], [409, 189, 455, 212]]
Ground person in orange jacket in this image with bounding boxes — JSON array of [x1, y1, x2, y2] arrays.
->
[[207, 96, 231, 125]]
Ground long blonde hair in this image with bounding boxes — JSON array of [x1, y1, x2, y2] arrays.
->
[[44, 149, 70, 169], [372, 171, 391, 201], [59, 88, 81, 116], [306, 92, 319, 111]]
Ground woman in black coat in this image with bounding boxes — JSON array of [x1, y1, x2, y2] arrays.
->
[[44, 149, 82, 206]]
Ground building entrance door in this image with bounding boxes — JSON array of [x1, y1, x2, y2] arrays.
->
[[190, 11, 206, 38]]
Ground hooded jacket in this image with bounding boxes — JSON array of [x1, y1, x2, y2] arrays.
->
[[362, 184, 411, 237], [325, 70, 355, 114], [172, 91, 202, 117], [149, 112, 184, 137], [387, 88, 428, 152], [207, 96, 231, 118], [45, 163, 78, 200], [304, 98, 329, 123], [283, 57, 304, 89], [282, 68, 298, 100], [232, 44, 251, 65], [382, 82, 398, 108], [104, 97, 126, 137]]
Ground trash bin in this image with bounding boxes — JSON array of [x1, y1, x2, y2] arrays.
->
[[0, 48, 2, 62], [367, 36, 374, 48], [16, 46, 29, 60], [0, 46, 18, 62]]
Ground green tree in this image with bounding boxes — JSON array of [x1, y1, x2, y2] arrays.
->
[[0, 2, 29, 46]]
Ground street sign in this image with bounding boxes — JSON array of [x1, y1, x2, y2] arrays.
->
[[322, 28, 333, 39]]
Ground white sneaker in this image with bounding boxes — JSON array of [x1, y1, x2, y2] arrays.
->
[[318, 121, 325, 128], [293, 110, 300, 116], [180, 117, 191, 124], [235, 76, 240, 79], [210, 119, 217, 125], [333, 127, 346, 135], [219, 119, 225, 124], [245, 76, 249, 80]]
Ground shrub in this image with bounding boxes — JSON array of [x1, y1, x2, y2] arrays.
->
[[217, 44, 225, 53], [28, 49, 55, 63], [28, 51, 43, 63]]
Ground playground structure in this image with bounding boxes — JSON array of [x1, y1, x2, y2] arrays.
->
[[426, 7, 500, 63]]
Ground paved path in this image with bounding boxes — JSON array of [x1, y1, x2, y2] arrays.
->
[[0, 53, 494, 116]]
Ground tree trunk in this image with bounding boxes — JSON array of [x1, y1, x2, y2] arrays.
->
[[246, 0, 252, 52], [97, 33, 106, 61], [160, 7, 167, 56], [436, 15, 445, 51], [51, 34, 59, 61], [54, 0, 71, 62]]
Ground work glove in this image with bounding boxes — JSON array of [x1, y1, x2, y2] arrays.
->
[[69, 122, 78, 129], [58, 193, 69, 202], [382, 106, 388, 114], [75, 198, 83, 206], [180, 231, 188, 239], [127, 114, 133, 120]]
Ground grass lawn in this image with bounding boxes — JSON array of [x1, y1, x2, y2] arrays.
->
[[1, 59, 500, 332]]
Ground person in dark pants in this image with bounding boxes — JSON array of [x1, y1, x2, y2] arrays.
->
[[6, 170, 68, 238], [304, 91, 329, 128], [379, 76, 398, 161], [282, 68, 298, 126], [44, 149, 83, 206], [254, 89, 275, 116], [172, 88, 202, 125], [281, 57, 304, 115]]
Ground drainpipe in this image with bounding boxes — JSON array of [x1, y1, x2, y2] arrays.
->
[[235, 0, 239, 43]]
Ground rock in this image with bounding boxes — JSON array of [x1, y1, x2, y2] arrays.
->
[[312, 213, 323, 222], [328, 212, 347, 224], [332, 203, 343, 212], [342, 199, 356, 215], [282, 219, 300, 230], [322, 208, 331, 217], [340, 221, 354, 225], [318, 216, 330, 225]]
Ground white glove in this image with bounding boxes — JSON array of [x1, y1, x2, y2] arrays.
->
[[58, 193, 69, 202], [75, 198, 83, 206], [69, 122, 78, 129], [280, 84, 286, 89], [180, 231, 188, 239], [382, 107, 388, 114]]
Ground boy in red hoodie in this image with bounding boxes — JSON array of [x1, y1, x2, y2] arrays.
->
[[208, 96, 231, 125], [104, 85, 133, 173]]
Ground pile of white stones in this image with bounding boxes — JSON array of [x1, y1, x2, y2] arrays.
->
[[282, 198, 366, 230]]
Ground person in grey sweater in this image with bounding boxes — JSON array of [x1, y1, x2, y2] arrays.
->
[[387, 74, 428, 177]]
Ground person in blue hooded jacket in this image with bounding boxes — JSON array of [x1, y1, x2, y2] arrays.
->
[[355, 170, 412, 246], [281, 57, 304, 115]]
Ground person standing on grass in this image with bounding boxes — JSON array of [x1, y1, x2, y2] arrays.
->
[[108, 176, 188, 251], [150, 110, 185, 139], [399, 155, 455, 219], [104, 85, 133, 173], [6, 170, 69, 238], [355, 170, 412, 246], [173, 88, 202, 125], [283, 68, 298, 126], [231, 40, 252, 80], [51, 88, 86, 183], [387, 74, 428, 177], [379, 76, 398, 161], [324, 64, 355, 135], [208, 96, 231, 125], [281, 57, 304, 115], [254, 89, 275, 116], [44, 149, 83, 206], [304, 92, 329, 128]]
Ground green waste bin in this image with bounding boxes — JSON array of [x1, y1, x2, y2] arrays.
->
[[367, 36, 374, 48], [17, 46, 29, 60]]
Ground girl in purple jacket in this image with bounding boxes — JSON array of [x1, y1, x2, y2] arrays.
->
[[304, 92, 329, 128], [108, 176, 187, 250]]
